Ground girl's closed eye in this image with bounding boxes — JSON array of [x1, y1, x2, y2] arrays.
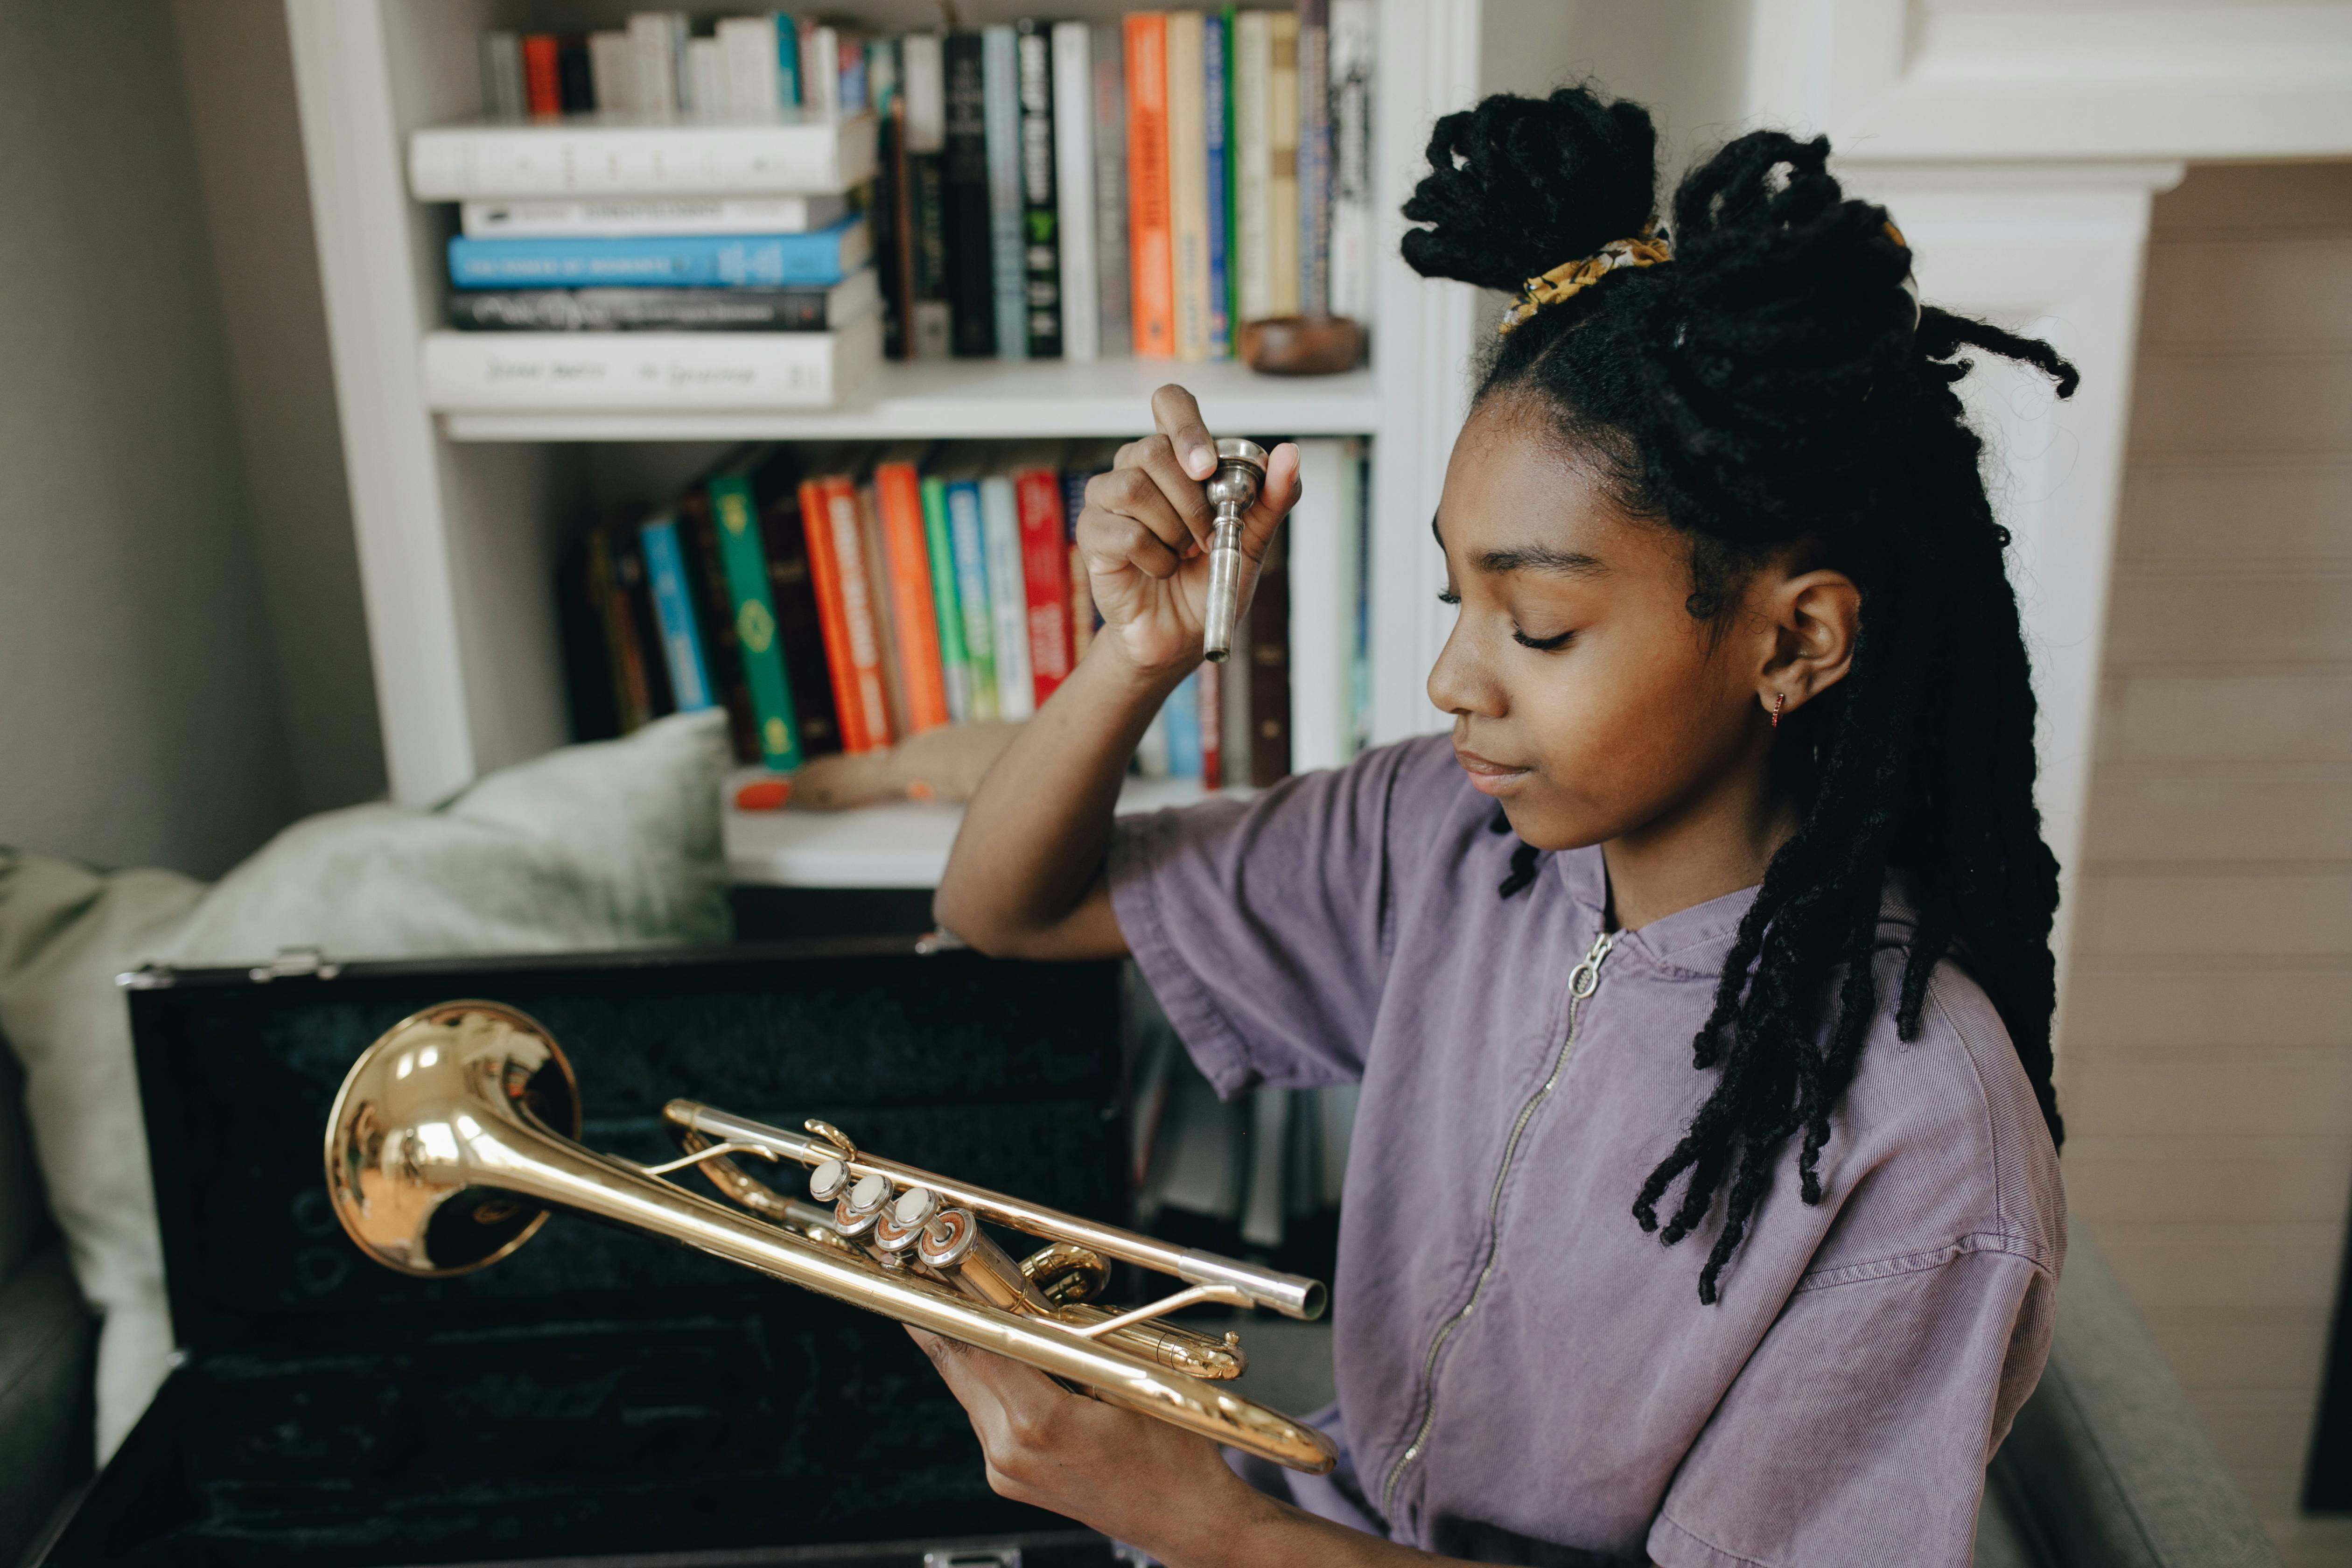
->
[[1512, 625, 1574, 651]]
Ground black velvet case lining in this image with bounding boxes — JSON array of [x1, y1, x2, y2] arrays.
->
[[42, 942, 1127, 1568]]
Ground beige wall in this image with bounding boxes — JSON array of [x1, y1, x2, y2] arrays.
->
[[2062, 161, 2352, 1568]]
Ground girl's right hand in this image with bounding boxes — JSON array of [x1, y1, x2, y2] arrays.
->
[[1077, 384, 1302, 681]]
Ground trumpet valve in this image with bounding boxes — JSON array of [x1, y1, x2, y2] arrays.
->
[[832, 1170, 894, 1239], [871, 1186, 939, 1257]]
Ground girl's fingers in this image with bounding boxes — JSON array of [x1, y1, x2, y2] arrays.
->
[[1082, 468, 1192, 565], [1240, 441, 1303, 558], [1150, 384, 1219, 482], [1122, 434, 1217, 550]]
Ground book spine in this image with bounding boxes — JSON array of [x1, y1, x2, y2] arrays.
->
[[707, 472, 806, 770], [1124, 14, 1173, 358], [1267, 14, 1300, 316], [871, 64, 907, 360], [942, 34, 996, 357], [854, 481, 911, 739], [1014, 467, 1074, 706], [775, 10, 801, 105], [445, 286, 847, 332], [1203, 10, 1234, 357], [1089, 22, 1130, 357], [837, 30, 869, 112], [751, 463, 843, 757], [980, 474, 1035, 719], [1061, 465, 1098, 664], [1232, 11, 1269, 324], [1050, 23, 1098, 363], [639, 516, 715, 710], [677, 490, 762, 763], [811, 476, 896, 750], [902, 35, 952, 360], [1015, 21, 1062, 358], [557, 539, 620, 741], [1164, 667, 1202, 778], [460, 196, 849, 238], [420, 319, 878, 409], [1247, 523, 1291, 786], [627, 13, 679, 114], [523, 35, 562, 116], [446, 223, 868, 289], [1296, 0, 1332, 316], [1198, 659, 1222, 790], [716, 16, 782, 114], [482, 31, 525, 119], [609, 523, 677, 716], [588, 32, 636, 112], [945, 478, 999, 720], [584, 528, 651, 732], [407, 119, 877, 200], [875, 462, 952, 733], [982, 27, 1028, 361], [687, 38, 723, 117], [558, 35, 595, 112], [1329, 0, 1375, 322], [1164, 13, 1210, 362], [920, 475, 973, 723]]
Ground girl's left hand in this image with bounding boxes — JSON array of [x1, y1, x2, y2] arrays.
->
[[907, 1326, 1272, 1562]]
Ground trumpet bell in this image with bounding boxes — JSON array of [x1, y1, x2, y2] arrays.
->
[[322, 1001, 578, 1276]]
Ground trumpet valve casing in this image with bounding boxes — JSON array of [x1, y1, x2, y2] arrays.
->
[[1201, 438, 1268, 664]]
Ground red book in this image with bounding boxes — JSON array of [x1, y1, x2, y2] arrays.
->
[[522, 34, 561, 118], [1124, 14, 1175, 358], [873, 455, 952, 733], [799, 474, 895, 752], [1011, 461, 1075, 706]]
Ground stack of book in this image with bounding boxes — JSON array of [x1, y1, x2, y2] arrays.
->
[[437, 4, 1374, 383], [560, 441, 1333, 791]]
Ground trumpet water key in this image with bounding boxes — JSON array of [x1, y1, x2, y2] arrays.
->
[[323, 1001, 1336, 1471], [1199, 437, 1268, 664]]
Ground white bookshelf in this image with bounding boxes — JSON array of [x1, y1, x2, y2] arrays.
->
[[285, 0, 1482, 882]]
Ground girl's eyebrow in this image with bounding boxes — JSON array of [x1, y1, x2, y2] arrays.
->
[[1431, 517, 1609, 578]]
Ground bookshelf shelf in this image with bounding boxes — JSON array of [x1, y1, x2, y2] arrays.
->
[[441, 355, 1377, 442], [726, 773, 1235, 888]]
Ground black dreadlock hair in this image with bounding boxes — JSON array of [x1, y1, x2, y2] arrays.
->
[[1405, 86, 2070, 1304]]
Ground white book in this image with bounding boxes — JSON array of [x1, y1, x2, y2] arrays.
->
[[481, 32, 524, 119], [1089, 22, 1130, 357], [1164, 12, 1210, 361], [1268, 13, 1300, 317], [410, 112, 879, 199], [687, 38, 726, 120], [418, 315, 881, 411], [1329, 0, 1376, 323], [459, 193, 848, 238], [716, 16, 782, 116], [1232, 12, 1272, 322], [588, 32, 635, 113], [805, 25, 841, 117], [627, 13, 682, 115], [1287, 437, 1356, 772], [1050, 23, 1098, 363], [979, 473, 1036, 718], [982, 27, 1026, 361]]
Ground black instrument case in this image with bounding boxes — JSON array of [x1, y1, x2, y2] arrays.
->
[[31, 939, 1128, 1568]]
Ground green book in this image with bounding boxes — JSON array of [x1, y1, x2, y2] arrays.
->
[[920, 475, 975, 722], [707, 463, 805, 771]]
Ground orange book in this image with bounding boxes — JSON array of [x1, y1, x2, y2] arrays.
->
[[798, 474, 895, 752], [1124, 14, 1175, 358], [1011, 459, 1076, 706], [873, 454, 952, 734], [522, 34, 561, 117]]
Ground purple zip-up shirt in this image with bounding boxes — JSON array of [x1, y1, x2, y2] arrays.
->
[[1108, 735, 2064, 1568]]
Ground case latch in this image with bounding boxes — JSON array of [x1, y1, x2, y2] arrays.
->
[[114, 962, 176, 990], [249, 946, 343, 983], [922, 1551, 1023, 1568]]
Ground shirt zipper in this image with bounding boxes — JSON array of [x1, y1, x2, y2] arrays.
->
[[1380, 926, 1616, 1521]]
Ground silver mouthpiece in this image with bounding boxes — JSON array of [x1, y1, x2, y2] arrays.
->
[[1201, 437, 1268, 664]]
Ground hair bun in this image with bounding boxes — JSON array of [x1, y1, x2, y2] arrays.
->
[[1401, 86, 1659, 294]]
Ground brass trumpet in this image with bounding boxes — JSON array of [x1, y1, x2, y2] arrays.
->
[[322, 1000, 1337, 1472]]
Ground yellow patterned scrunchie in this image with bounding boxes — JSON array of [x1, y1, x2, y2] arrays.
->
[[1497, 221, 1672, 335]]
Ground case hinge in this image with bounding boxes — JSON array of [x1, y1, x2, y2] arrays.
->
[[249, 946, 342, 983]]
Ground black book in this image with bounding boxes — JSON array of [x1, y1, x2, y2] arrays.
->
[[1014, 20, 1062, 357], [556, 35, 595, 112], [942, 32, 995, 358], [445, 280, 876, 332], [554, 538, 620, 742]]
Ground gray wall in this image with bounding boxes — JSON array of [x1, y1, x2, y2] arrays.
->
[[0, 0, 379, 881]]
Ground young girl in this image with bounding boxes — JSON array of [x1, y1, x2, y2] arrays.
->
[[918, 85, 2071, 1568]]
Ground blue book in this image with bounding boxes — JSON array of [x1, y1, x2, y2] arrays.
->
[[1163, 669, 1203, 779], [1203, 11, 1233, 357], [447, 219, 869, 289], [981, 26, 1027, 361], [776, 14, 801, 105], [945, 476, 1000, 720], [638, 516, 714, 712]]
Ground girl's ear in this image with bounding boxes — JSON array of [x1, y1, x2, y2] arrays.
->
[[1757, 568, 1861, 720]]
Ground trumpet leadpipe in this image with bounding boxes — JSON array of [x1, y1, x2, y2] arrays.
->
[[665, 1098, 1327, 1322]]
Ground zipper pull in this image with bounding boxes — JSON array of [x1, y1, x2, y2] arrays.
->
[[1568, 930, 1614, 1000]]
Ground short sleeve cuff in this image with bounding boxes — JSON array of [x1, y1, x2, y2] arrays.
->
[[1107, 806, 1264, 1099], [1648, 1511, 1771, 1568]]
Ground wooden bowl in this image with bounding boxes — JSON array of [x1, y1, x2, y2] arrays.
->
[[1239, 315, 1365, 376]]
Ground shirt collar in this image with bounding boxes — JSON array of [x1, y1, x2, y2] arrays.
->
[[1553, 844, 1760, 980]]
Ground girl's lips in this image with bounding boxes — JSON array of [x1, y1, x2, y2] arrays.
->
[[1454, 747, 1531, 796]]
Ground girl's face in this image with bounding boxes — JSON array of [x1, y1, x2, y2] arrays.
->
[[1428, 396, 1790, 854]]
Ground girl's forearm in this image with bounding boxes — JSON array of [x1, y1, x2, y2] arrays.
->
[[932, 636, 1192, 957]]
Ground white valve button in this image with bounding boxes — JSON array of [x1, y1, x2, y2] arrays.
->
[[809, 1157, 847, 1201], [893, 1186, 938, 1228], [849, 1172, 892, 1212]]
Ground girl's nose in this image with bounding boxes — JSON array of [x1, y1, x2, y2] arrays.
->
[[1428, 617, 1506, 720]]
